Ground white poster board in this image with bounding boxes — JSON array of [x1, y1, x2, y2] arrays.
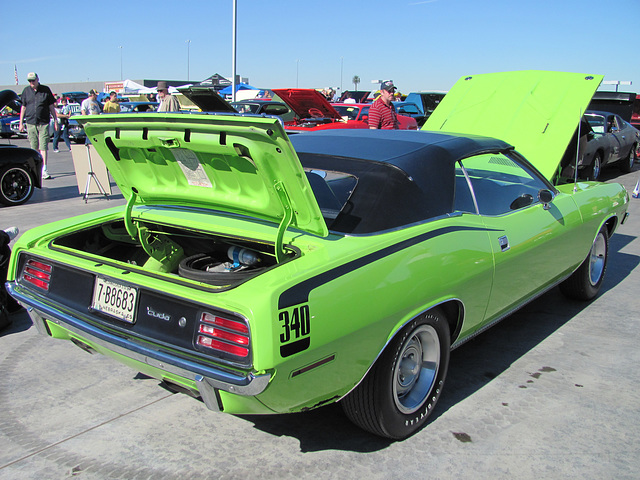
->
[[71, 144, 112, 196]]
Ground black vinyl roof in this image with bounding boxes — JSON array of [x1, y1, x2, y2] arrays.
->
[[291, 130, 514, 234]]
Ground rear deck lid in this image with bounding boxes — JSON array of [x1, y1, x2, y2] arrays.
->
[[76, 113, 328, 237], [423, 70, 603, 181], [272, 88, 342, 121]]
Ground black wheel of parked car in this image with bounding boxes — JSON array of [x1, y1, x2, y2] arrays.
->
[[341, 308, 450, 439], [0, 165, 34, 206], [560, 226, 608, 301], [620, 144, 636, 173]]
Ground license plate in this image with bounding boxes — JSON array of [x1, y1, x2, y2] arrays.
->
[[91, 277, 138, 323]]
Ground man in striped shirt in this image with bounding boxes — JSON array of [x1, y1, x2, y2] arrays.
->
[[368, 81, 398, 130]]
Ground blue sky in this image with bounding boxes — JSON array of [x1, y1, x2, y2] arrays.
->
[[3, 0, 638, 94]]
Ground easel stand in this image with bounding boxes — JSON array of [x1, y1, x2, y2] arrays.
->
[[83, 144, 109, 203]]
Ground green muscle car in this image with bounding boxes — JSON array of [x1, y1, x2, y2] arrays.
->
[[6, 71, 630, 439]]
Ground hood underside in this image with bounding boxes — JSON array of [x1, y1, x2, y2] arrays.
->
[[271, 89, 342, 121], [76, 113, 328, 238], [423, 70, 603, 181]]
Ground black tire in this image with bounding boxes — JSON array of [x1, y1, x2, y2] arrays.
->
[[586, 153, 602, 181], [341, 309, 450, 439], [0, 165, 35, 206], [620, 144, 636, 174], [560, 226, 608, 300], [178, 253, 265, 286]]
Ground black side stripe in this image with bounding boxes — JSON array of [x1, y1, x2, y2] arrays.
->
[[278, 225, 495, 309]]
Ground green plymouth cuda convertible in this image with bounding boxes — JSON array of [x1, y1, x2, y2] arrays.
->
[[6, 71, 630, 439]]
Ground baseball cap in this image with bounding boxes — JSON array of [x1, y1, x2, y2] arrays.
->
[[88, 89, 99, 95], [26, 72, 38, 81], [380, 81, 397, 92]]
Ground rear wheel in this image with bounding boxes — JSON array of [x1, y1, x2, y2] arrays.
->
[[341, 309, 450, 439], [620, 144, 636, 173], [560, 226, 608, 300], [0, 165, 34, 206]]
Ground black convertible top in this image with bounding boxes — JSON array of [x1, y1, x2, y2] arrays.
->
[[291, 130, 513, 234]]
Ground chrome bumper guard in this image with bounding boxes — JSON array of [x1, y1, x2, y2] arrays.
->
[[6, 282, 271, 412]]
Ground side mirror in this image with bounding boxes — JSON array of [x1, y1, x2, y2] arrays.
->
[[538, 189, 554, 210]]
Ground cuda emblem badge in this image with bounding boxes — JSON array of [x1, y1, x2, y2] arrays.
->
[[147, 306, 171, 322]]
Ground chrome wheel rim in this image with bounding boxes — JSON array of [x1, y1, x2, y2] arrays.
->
[[592, 156, 601, 180], [1, 168, 32, 203], [628, 148, 635, 170], [589, 232, 606, 286], [393, 325, 440, 414]]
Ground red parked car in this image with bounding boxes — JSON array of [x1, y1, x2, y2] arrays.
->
[[272, 89, 418, 131]]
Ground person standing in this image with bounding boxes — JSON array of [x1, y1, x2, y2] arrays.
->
[[81, 89, 102, 116], [81, 89, 102, 145], [157, 81, 181, 112], [368, 81, 399, 130], [52, 97, 72, 152], [103, 91, 121, 113], [18, 72, 58, 179]]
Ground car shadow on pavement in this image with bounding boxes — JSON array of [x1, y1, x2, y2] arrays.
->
[[0, 309, 32, 337], [239, 232, 639, 452]]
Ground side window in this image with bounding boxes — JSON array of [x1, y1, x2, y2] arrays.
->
[[457, 153, 549, 216]]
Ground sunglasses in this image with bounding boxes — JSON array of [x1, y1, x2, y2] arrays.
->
[[28, 79, 37, 83]]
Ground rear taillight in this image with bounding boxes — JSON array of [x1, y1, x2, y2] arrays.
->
[[196, 312, 250, 358], [22, 259, 53, 291]]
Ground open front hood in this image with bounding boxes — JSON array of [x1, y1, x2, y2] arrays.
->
[[0, 90, 21, 112], [423, 71, 603, 181], [272, 89, 342, 121], [76, 113, 328, 238], [177, 86, 238, 113]]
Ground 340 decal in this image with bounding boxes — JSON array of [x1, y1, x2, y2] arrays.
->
[[279, 305, 310, 343]]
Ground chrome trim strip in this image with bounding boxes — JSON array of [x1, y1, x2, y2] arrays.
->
[[6, 282, 271, 403]]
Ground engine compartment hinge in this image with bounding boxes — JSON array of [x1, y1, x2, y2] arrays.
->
[[273, 181, 293, 264]]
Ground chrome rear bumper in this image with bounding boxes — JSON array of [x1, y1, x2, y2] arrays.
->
[[6, 282, 271, 411]]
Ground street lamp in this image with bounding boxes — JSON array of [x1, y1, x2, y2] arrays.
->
[[296, 59, 300, 88], [186, 40, 191, 81], [119, 46, 123, 81]]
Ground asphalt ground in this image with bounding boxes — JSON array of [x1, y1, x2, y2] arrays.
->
[[1, 137, 639, 480]]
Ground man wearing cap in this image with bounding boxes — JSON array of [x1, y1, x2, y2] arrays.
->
[[368, 80, 399, 130], [18, 72, 58, 179], [81, 89, 102, 116], [157, 81, 180, 112], [103, 91, 121, 113]]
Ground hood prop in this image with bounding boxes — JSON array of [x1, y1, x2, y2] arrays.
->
[[573, 109, 582, 192]]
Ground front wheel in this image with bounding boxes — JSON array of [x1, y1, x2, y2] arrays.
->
[[0, 165, 35, 206], [560, 226, 609, 300], [341, 309, 450, 439], [586, 153, 602, 180], [620, 144, 636, 173]]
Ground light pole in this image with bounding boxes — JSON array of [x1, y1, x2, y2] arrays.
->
[[296, 59, 300, 88], [340, 57, 343, 93], [119, 46, 123, 81], [232, 0, 237, 101], [186, 40, 191, 81]]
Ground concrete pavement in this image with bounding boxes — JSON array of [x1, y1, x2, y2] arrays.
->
[[1, 138, 639, 479]]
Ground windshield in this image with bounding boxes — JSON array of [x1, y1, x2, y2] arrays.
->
[[232, 103, 260, 114]]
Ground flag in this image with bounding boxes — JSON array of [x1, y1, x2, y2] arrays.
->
[[633, 175, 640, 198], [14, 65, 18, 85]]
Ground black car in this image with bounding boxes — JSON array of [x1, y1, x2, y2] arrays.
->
[[0, 91, 43, 206]]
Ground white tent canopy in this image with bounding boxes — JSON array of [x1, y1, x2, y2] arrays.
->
[[120, 79, 187, 95]]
